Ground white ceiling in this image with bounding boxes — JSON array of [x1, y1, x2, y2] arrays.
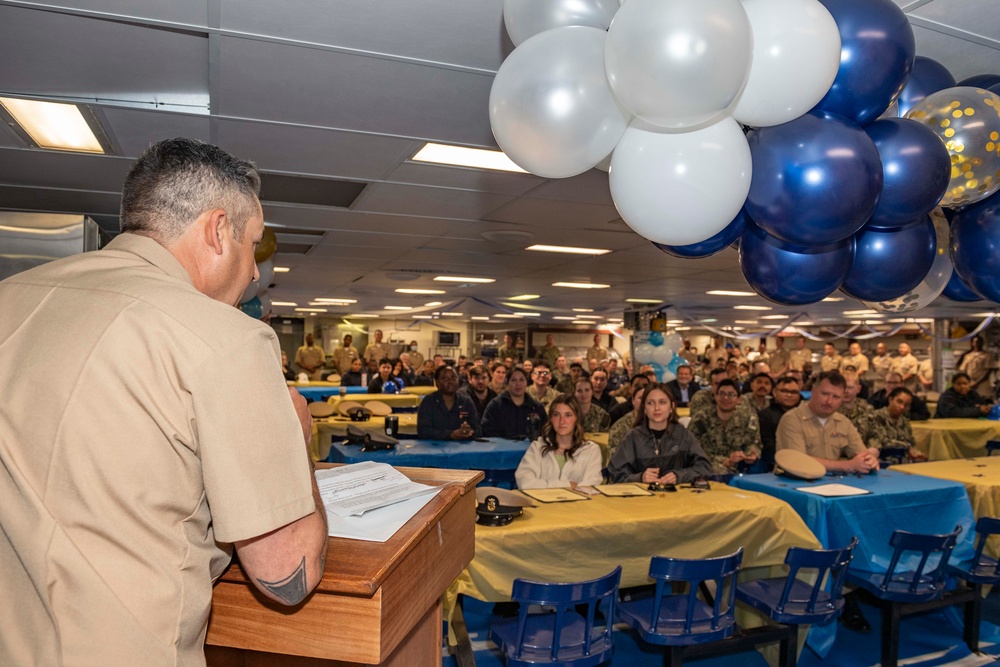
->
[[0, 0, 998, 329]]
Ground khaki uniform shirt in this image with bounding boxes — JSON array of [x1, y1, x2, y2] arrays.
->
[[363, 341, 390, 363], [679, 349, 699, 365], [890, 353, 920, 391], [295, 343, 327, 379], [840, 353, 870, 374], [789, 348, 811, 371], [705, 347, 728, 368], [688, 407, 762, 474], [820, 353, 842, 373], [586, 345, 608, 363], [871, 354, 893, 392], [776, 403, 866, 461], [0, 234, 315, 667], [331, 344, 359, 374], [768, 348, 790, 376], [409, 350, 425, 371]]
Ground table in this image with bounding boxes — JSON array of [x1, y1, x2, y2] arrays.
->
[[206, 466, 481, 666], [912, 418, 1000, 459], [402, 386, 437, 397], [445, 484, 820, 646], [326, 437, 531, 472], [893, 457, 1000, 559], [328, 393, 421, 412], [731, 470, 977, 655], [312, 416, 419, 461]]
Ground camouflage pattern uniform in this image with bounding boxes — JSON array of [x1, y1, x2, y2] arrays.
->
[[529, 385, 559, 409], [607, 412, 636, 462], [688, 389, 715, 419], [687, 405, 761, 474], [741, 393, 771, 412], [581, 404, 611, 433], [864, 407, 915, 450], [838, 399, 874, 441]]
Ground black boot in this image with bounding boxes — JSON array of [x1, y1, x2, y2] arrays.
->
[[839, 591, 871, 633]]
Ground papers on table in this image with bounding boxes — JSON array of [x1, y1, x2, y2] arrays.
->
[[316, 461, 439, 517], [594, 483, 654, 497], [796, 483, 871, 497], [325, 492, 439, 542], [520, 488, 591, 503]]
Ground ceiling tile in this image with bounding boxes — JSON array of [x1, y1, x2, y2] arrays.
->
[[486, 197, 622, 228], [523, 169, 615, 206], [354, 183, 513, 219], [386, 162, 543, 196], [0, 148, 133, 192], [101, 108, 211, 156]]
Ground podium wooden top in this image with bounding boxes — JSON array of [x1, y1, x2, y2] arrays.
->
[[217, 465, 481, 597]]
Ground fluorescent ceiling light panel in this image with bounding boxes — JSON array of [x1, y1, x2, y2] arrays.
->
[[313, 297, 356, 304], [384, 306, 412, 311], [734, 305, 772, 311], [574, 315, 602, 320], [519, 312, 541, 317], [572, 320, 595, 325], [843, 309, 879, 316], [759, 314, 790, 320], [526, 244, 611, 255], [471, 316, 490, 321], [626, 298, 662, 304], [295, 308, 327, 313], [552, 316, 577, 320], [508, 294, 540, 301], [346, 314, 379, 319], [412, 142, 528, 173], [441, 312, 463, 317], [273, 267, 290, 273], [734, 320, 759, 324], [271, 301, 298, 307], [552, 282, 610, 289], [707, 290, 756, 297], [433, 276, 495, 284], [395, 288, 446, 295], [424, 301, 443, 307], [572, 308, 594, 313], [676, 326, 691, 331], [0, 97, 104, 153], [822, 297, 844, 302], [412, 315, 433, 319], [495, 313, 523, 319]]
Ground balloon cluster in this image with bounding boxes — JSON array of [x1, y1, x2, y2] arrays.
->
[[491, 0, 1000, 309], [633, 332, 687, 383], [239, 226, 277, 319]]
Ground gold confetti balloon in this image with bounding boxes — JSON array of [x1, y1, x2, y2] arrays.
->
[[905, 86, 1000, 207]]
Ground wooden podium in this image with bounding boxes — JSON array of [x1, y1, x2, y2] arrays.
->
[[205, 465, 481, 666]]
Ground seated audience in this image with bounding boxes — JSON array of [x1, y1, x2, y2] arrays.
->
[[556, 362, 585, 393], [481, 367, 548, 439], [522, 359, 534, 376], [837, 371, 873, 435], [413, 359, 436, 386], [689, 368, 728, 418], [527, 361, 558, 408], [865, 387, 927, 461], [607, 377, 649, 461], [514, 396, 604, 489], [340, 357, 365, 387], [391, 359, 407, 387], [280, 351, 296, 381], [741, 372, 773, 412], [758, 376, 802, 471], [870, 372, 931, 420], [367, 358, 397, 393], [590, 369, 616, 413], [488, 362, 507, 395], [610, 374, 651, 425], [935, 372, 995, 418], [665, 364, 701, 407], [688, 378, 761, 475], [458, 365, 496, 421], [574, 378, 611, 433], [606, 384, 712, 484], [416, 366, 481, 440]]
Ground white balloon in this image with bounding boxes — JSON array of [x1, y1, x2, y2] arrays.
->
[[609, 117, 752, 245], [595, 153, 612, 173], [865, 210, 952, 313], [879, 100, 900, 120], [660, 370, 677, 383], [634, 343, 656, 364], [240, 279, 259, 304], [490, 27, 631, 178], [651, 344, 675, 367], [605, 0, 752, 128], [256, 258, 275, 289], [733, 0, 841, 128], [503, 0, 618, 46], [663, 333, 684, 353], [257, 291, 272, 318]]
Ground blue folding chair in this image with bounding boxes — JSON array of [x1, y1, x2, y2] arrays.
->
[[489, 566, 621, 667], [618, 549, 795, 667], [947, 516, 1000, 653], [846, 526, 977, 667], [986, 440, 1000, 456], [737, 537, 858, 629]]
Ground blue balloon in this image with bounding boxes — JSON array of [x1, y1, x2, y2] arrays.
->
[[746, 111, 882, 246], [239, 296, 263, 319], [648, 331, 664, 347], [841, 216, 937, 301], [941, 268, 982, 302], [814, 0, 915, 126], [865, 118, 951, 228], [739, 222, 855, 305], [957, 74, 1000, 89], [667, 355, 685, 374], [648, 362, 665, 377], [654, 209, 748, 259], [897, 56, 956, 116], [951, 192, 1000, 302]]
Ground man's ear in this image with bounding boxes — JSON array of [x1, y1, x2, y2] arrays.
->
[[202, 209, 229, 256]]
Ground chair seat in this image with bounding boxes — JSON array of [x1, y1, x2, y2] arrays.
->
[[948, 555, 1000, 585], [847, 569, 946, 603], [736, 577, 844, 625], [490, 612, 613, 667], [618, 594, 736, 645]]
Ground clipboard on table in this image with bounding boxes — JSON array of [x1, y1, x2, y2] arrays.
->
[[519, 488, 591, 503], [594, 483, 654, 497]]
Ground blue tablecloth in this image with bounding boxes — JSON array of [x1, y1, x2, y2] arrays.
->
[[326, 437, 531, 471], [296, 385, 368, 401], [731, 470, 977, 656]]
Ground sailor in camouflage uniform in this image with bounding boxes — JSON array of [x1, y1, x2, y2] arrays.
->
[[864, 387, 927, 461], [688, 379, 761, 474], [837, 371, 873, 439]]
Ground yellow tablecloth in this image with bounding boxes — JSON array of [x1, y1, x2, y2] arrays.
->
[[327, 393, 421, 411], [286, 380, 340, 387], [911, 418, 1000, 459], [677, 406, 690, 418], [311, 416, 419, 460], [893, 457, 1000, 559], [586, 432, 609, 448], [401, 386, 437, 396]]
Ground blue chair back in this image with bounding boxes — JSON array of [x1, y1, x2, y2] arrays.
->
[[879, 526, 961, 596], [966, 516, 1000, 580], [648, 549, 743, 637], [775, 537, 858, 614], [508, 566, 621, 662]]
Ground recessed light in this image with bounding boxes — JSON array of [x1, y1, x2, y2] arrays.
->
[[759, 315, 790, 320], [471, 316, 491, 321], [441, 312, 463, 317], [495, 313, 523, 319], [572, 308, 594, 313], [794, 321, 814, 326], [519, 312, 541, 317], [734, 305, 772, 311], [822, 297, 844, 302], [273, 267, 290, 273], [313, 297, 357, 304], [676, 326, 691, 331], [972, 312, 999, 317], [433, 276, 496, 284], [424, 301, 443, 307], [395, 288, 446, 295], [508, 294, 540, 301], [295, 308, 327, 313], [527, 245, 611, 255], [0, 97, 104, 153], [735, 320, 759, 324], [412, 142, 528, 173], [574, 315, 602, 320], [666, 320, 683, 325], [552, 282, 610, 289], [345, 314, 379, 319], [702, 318, 718, 323], [626, 298, 662, 304], [707, 290, 756, 297], [572, 320, 595, 325], [553, 316, 577, 321], [412, 315, 433, 319], [384, 306, 412, 311], [842, 309, 878, 316], [271, 301, 298, 307]]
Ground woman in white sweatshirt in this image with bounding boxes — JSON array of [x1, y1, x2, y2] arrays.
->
[[515, 395, 604, 489]]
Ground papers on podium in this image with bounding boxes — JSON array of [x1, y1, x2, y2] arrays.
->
[[315, 462, 441, 542]]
